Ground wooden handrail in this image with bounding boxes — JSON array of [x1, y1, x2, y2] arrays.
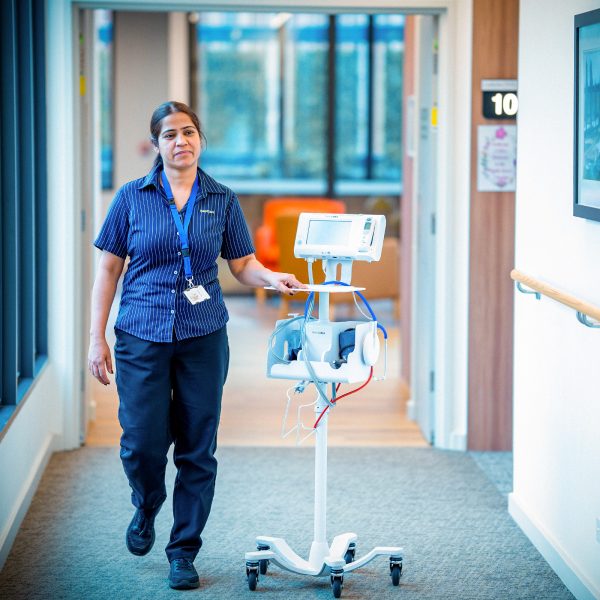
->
[[511, 269, 600, 323]]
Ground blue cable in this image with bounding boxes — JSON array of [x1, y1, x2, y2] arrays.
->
[[303, 280, 388, 339]]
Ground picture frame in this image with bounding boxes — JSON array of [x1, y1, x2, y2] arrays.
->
[[574, 8, 600, 221]]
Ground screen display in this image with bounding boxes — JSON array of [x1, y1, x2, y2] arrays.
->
[[306, 219, 352, 246]]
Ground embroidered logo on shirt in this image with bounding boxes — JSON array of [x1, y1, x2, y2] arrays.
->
[[199, 209, 215, 214]]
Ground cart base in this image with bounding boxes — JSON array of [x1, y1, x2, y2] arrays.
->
[[245, 533, 403, 596]]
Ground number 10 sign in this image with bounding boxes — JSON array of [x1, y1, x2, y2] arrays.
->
[[481, 79, 518, 120]]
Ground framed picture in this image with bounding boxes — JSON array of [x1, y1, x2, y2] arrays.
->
[[574, 8, 600, 221]]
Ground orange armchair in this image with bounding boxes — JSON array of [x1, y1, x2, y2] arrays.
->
[[255, 198, 346, 272]]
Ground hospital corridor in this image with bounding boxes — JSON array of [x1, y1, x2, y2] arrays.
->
[[1, 1, 599, 599]]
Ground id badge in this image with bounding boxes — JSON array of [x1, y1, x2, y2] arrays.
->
[[183, 284, 210, 305]]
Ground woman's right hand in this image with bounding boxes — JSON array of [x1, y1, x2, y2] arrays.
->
[[88, 335, 114, 386]]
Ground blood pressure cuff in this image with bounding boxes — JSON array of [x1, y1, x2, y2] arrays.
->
[[287, 329, 302, 361], [338, 328, 356, 362]]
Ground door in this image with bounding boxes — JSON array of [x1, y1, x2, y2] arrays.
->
[[411, 15, 439, 444], [77, 9, 98, 442]]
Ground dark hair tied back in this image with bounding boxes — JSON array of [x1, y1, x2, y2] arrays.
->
[[150, 101, 207, 168]]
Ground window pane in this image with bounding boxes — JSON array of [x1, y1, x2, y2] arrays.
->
[[372, 14, 404, 181], [283, 14, 328, 179], [196, 13, 280, 180], [192, 11, 404, 194], [1, 0, 19, 406], [335, 14, 369, 180], [0, 0, 47, 420], [17, 0, 35, 382], [33, 0, 47, 361]]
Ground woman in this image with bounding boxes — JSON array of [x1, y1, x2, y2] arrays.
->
[[88, 101, 304, 590]]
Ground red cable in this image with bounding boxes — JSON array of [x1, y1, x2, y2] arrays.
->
[[312, 367, 374, 429]]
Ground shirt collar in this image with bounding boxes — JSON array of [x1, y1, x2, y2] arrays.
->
[[137, 163, 162, 191], [137, 164, 221, 201]]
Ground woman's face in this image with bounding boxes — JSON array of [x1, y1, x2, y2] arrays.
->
[[156, 112, 201, 171]]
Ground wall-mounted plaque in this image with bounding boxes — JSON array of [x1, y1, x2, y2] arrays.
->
[[477, 125, 517, 192], [481, 79, 518, 120]]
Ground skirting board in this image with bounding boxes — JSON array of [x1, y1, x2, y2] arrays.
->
[[0, 433, 56, 570], [508, 493, 599, 600], [405, 399, 466, 451], [448, 430, 467, 451]]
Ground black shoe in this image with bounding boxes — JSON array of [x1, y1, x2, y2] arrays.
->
[[169, 558, 200, 590], [126, 508, 157, 556]]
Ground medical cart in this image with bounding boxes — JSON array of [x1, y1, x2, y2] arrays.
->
[[244, 213, 404, 598]]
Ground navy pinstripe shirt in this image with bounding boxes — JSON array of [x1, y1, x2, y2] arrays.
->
[[94, 165, 255, 342]]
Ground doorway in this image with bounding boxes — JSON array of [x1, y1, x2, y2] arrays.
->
[[70, 1, 469, 451]]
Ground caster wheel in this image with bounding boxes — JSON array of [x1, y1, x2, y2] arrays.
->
[[332, 578, 342, 598], [256, 545, 269, 576], [248, 570, 258, 591], [391, 564, 402, 586], [344, 542, 356, 564]]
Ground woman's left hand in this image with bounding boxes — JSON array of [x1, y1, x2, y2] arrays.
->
[[264, 271, 307, 296]]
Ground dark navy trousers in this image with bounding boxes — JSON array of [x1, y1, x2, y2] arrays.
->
[[114, 326, 229, 562]]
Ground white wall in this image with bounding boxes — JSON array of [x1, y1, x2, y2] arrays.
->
[[0, 370, 61, 567], [114, 11, 169, 188], [511, 1, 600, 598]]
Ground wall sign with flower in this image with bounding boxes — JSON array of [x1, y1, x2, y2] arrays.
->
[[477, 125, 517, 192]]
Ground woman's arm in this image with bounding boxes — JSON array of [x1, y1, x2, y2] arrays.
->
[[228, 254, 305, 295], [88, 251, 125, 385]]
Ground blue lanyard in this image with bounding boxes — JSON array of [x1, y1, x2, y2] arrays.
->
[[162, 170, 200, 286]]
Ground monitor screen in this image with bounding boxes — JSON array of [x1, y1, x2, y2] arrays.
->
[[306, 219, 352, 246]]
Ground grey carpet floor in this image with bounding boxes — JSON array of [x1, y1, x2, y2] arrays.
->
[[0, 447, 573, 600], [469, 451, 514, 498]]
